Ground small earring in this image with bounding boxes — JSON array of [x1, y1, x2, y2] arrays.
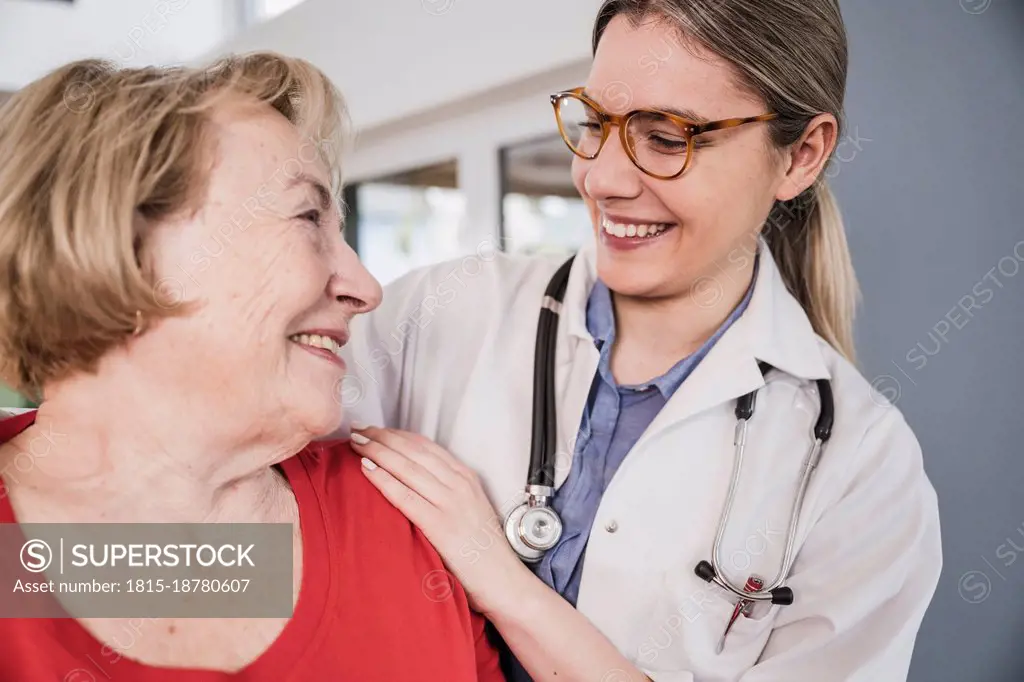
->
[[133, 310, 143, 336]]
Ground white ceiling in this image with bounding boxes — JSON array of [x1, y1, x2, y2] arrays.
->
[[0, 0, 234, 91], [0, 0, 603, 142], [212, 0, 603, 131]]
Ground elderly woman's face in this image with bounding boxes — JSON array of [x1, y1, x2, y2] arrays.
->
[[138, 99, 382, 438]]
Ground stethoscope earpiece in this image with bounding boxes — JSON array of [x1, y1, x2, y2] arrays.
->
[[695, 560, 795, 606], [694, 560, 716, 582]]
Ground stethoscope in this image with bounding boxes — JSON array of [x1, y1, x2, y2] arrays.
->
[[503, 255, 835, 610]]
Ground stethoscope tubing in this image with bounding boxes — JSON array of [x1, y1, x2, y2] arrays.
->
[[701, 374, 833, 603], [514, 255, 836, 609], [528, 255, 575, 488]]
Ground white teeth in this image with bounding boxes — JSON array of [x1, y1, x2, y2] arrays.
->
[[601, 216, 672, 238]]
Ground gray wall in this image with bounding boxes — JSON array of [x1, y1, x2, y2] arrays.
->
[[836, 0, 1023, 680]]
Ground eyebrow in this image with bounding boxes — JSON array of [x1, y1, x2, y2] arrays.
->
[[284, 173, 345, 233], [582, 89, 709, 124], [655, 106, 710, 125], [284, 173, 333, 211]]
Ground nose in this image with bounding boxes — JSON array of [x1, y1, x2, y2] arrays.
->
[[577, 127, 643, 201], [328, 236, 383, 315]]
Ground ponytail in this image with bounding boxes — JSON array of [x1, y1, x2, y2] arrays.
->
[[763, 181, 860, 363]]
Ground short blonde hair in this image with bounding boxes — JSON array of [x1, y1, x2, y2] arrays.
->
[[0, 53, 348, 398]]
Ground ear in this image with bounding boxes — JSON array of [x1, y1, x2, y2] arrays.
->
[[775, 113, 838, 202]]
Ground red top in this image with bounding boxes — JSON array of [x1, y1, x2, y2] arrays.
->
[[0, 411, 504, 682]]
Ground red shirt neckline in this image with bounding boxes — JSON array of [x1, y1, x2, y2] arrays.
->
[[0, 410, 333, 679]]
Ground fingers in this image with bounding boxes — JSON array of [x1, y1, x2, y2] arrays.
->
[[351, 434, 452, 507], [403, 431, 477, 480], [358, 456, 439, 529], [353, 426, 468, 488]]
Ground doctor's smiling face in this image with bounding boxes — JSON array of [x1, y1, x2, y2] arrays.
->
[[571, 12, 835, 302]]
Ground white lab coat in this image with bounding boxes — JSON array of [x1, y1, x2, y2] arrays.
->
[[338, 240, 942, 682]]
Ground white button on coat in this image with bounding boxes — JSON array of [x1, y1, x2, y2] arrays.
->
[[339, 240, 943, 682]]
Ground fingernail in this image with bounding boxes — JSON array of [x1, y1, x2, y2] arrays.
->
[[351, 432, 370, 445], [350, 421, 371, 430], [361, 457, 377, 471]]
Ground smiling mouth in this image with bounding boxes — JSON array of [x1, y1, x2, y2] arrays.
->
[[601, 215, 677, 240], [289, 333, 346, 361]]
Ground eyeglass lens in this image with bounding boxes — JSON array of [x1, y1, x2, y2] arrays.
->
[[555, 95, 691, 177]]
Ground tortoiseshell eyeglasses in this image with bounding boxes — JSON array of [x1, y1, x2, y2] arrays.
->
[[551, 87, 778, 180]]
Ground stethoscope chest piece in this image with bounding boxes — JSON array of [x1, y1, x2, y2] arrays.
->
[[504, 495, 563, 564]]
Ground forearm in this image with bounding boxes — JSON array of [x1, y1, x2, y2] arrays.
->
[[484, 562, 651, 682]]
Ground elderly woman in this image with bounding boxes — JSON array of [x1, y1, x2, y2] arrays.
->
[[0, 54, 503, 681]]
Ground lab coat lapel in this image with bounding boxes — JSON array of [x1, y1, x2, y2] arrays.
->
[[640, 316, 764, 441], [632, 242, 830, 443]]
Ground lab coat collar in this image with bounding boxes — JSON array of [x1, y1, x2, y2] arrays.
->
[[561, 238, 831, 383]]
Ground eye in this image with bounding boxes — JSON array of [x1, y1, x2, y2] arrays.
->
[[648, 134, 689, 153], [297, 209, 322, 227]]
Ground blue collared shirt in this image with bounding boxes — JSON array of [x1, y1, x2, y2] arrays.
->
[[532, 258, 759, 607]]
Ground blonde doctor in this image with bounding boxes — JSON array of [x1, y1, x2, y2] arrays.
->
[[340, 0, 943, 680]]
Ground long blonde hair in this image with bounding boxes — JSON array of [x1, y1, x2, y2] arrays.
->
[[0, 53, 348, 398], [593, 0, 860, 361]]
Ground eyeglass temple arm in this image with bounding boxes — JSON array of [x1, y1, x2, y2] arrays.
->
[[691, 113, 779, 136]]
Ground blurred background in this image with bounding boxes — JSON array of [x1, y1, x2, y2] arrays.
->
[[1, 0, 1022, 679]]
